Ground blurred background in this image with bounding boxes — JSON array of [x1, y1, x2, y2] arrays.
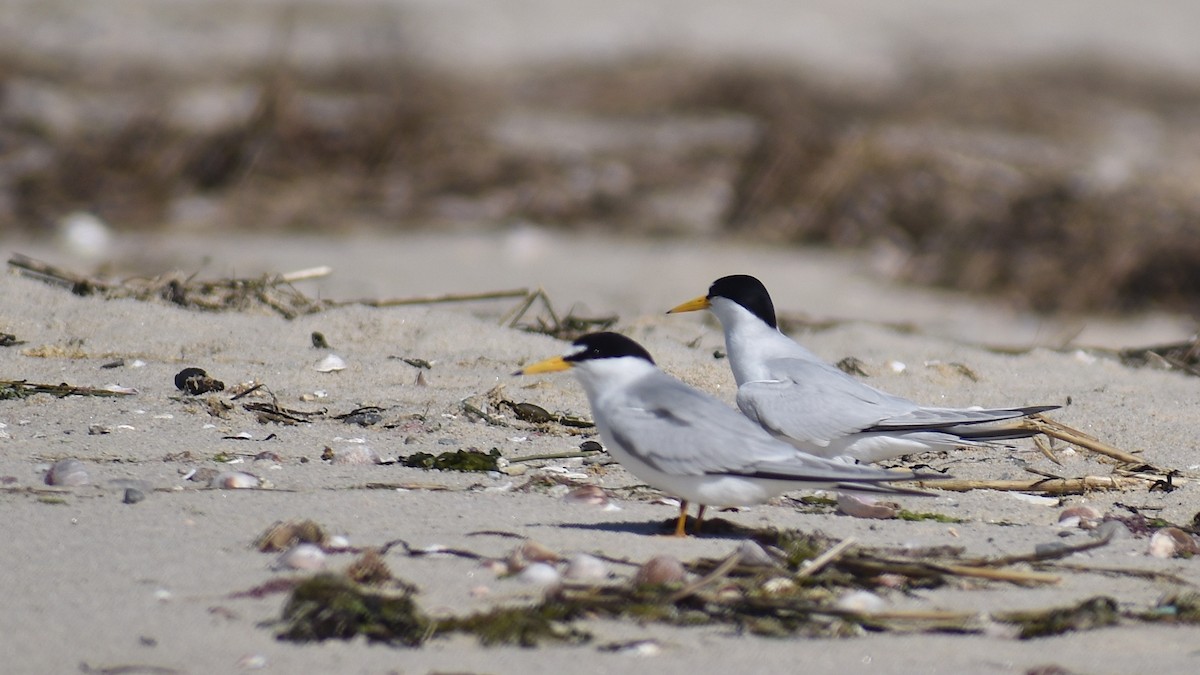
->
[[2, 0, 1200, 317]]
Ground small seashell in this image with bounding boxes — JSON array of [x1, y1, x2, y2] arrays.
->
[[103, 384, 138, 395], [564, 485, 611, 507], [886, 360, 907, 374], [274, 543, 326, 571], [313, 354, 347, 373], [88, 424, 111, 435], [633, 555, 687, 587], [210, 471, 260, 489], [564, 553, 608, 581], [123, 488, 146, 504], [579, 440, 603, 453], [603, 639, 663, 657], [518, 562, 562, 586], [837, 493, 898, 519], [761, 577, 796, 595], [1148, 527, 1200, 559], [835, 589, 888, 614], [1009, 492, 1060, 506], [236, 653, 269, 670], [45, 459, 89, 486], [326, 535, 351, 551], [329, 445, 381, 466]]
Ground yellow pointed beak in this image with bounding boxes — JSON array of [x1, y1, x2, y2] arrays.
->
[[514, 355, 571, 376], [666, 295, 711, 314]]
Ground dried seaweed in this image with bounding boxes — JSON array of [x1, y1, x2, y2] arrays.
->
[[8, 254, 329, 319], [0, 379, 134, 399], [400, 447, 503, 472]]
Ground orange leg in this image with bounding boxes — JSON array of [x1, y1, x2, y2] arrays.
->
[[673, 500, 690, 537], [695, 505, 707, 535]]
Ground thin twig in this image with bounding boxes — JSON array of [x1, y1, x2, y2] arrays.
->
[[508, 450, 601, 463], [351, 288, 531, 308], [917, 475, 1142, 494], [667, 550, 744, 602], [796, 537, 857, 579], [1021, 414, 1149, 466]]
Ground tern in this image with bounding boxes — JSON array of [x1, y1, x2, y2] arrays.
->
[[516, 331, 939, 536], [669, 275, 1057, 464]]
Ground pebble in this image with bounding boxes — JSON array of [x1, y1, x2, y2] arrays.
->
[[633, 556, 687, 586], [835, 590, 887, 614], [1091, 520, 1130, 541], [563, 485, 610, 507], [563, 554, 608, 581], [342, 411, 383, 427], [735, 540, 776, 567], [274, 543, 327, 571], [45, 459, 89, 486], [329, 445, 381, 466], [518, 562, 562, 586], [123, 488, 146, 504]]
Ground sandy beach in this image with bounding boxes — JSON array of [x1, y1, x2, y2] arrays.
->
[[4, 1, 1200, 672], [1, 230, 1197, 674]]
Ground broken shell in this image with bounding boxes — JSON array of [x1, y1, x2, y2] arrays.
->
[[211, 471, 260, 489], [735, 540, 777, 567], [1148, 527, 1200, 559], [835, 590, 887, 614], [274, 543, 327, 571], [633, 555, 687, 587], [326, 535, 351, 551], [518, 562, 562, 586], [255, 519, 328, 552], [837, 493, 898, 519], [564, 485, 611, 507], [1058, 505, 1102, 529], [506, 539, 562, 571], [563, 553, 609, 581], [45, 459, 89, 486], [329, 445, 381, 465], [313, 354, 347, 373]]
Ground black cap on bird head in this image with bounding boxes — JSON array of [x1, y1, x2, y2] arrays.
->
[[708, 275, 777, 328], [565, 332, 655, 365]]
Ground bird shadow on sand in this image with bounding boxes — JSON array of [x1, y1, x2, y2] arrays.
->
[[555, 516, 761, 540]]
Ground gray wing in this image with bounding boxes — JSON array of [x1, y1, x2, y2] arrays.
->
[[737, 357, 1054, 447], [606, 372, 908, 484], [735, 358, 919, 447]]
